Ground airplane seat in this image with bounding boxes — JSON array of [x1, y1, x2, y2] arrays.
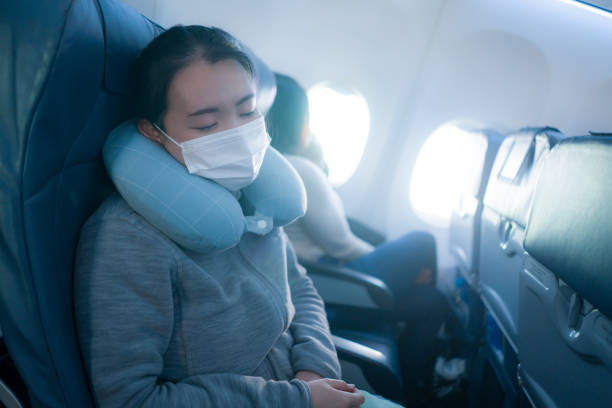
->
[[448, 126, 504, 286], [1, 1, 404, 405], [479, 127, 564, 352], [293, 202, 402, 398], [294, 212, 403, 397], [1, 0, 147, 405], [300, 262, 404, 400], [446, 126, 503, 337], [474, 126, 563, 406], [519, 136, 612, 408], [297, 217, 400, 398], [443, 125, 503, 403], [0, 0, 274, 406]]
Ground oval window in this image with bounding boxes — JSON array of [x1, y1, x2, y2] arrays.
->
[[410, 122, 488, 226], [307, 83, 370, 186]]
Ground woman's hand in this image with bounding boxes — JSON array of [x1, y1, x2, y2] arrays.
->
[[295, 370, 324, 382], [307, 378, 365, 408]]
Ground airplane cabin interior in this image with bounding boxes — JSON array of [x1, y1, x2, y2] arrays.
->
[[1, 0, 611, 407]]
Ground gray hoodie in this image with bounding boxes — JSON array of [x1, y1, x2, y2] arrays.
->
[[74, 193, 341, 407]]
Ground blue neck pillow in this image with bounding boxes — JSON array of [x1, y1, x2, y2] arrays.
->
[[103, 120, 307, 253]]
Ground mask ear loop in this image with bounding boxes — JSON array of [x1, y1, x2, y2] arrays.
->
[[153, 123, 182, 147]]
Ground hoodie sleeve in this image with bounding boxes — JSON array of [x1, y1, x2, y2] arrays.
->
[[74, 218, 311, 408], [284, 232, 342, 379]]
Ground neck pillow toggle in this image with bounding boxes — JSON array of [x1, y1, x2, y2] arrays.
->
[[103, 120, 307, 253]]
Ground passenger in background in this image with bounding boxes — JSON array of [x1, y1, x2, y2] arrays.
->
[[266, 73, 453, 404]]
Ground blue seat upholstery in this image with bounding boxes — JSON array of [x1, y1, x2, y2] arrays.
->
[[519, 136, 612, 408], [1, 1, 136, 405], [478, 127, 563, 352], [0, 1, 275, 406]]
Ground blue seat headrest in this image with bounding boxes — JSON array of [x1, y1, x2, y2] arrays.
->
[[103, 121, 307, 252]]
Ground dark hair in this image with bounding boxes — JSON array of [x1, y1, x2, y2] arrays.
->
[[265, 73, 309, 154], [132, 25, 253, 125]]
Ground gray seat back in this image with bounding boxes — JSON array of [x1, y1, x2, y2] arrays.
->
[[519, 136, 612, 408], [478, 127, 563, 351], [449, 127, 503, 285]]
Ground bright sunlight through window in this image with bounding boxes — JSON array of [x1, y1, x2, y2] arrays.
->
[[307, 83, 370, 186], [410, 123, 488, 227]]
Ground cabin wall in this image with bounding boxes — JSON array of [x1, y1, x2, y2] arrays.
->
[[122, 0, 612, 268]]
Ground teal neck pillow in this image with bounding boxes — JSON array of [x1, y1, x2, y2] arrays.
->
[[103, 120, 307, 252]]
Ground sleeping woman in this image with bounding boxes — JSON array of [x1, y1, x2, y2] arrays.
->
[[73, 25, 367, 408]]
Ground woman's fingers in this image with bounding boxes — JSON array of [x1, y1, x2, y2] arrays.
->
[[324, 378, 356, 392], [344, 389, 366, 406], [309, 379, 365, 408], [323, 379, 365, 406]]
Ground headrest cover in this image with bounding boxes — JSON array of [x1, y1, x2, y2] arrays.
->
[[484, 127, 564, 227], [524, 136, 612, 317], [103, 121, 306, 252]]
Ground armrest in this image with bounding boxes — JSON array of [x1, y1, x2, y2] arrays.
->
[[347, 217, 386, 246], [334, 335, 391, 370], [0, 338, 26, 408], [333, 334, 403, 401], [300, 259, 394, 311], [0, 378, 23, 408]]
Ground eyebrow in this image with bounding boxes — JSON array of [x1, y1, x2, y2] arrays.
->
[[236, 93, 255, 106], [187, 106, 219, 116], [187, 93, 255, 117]]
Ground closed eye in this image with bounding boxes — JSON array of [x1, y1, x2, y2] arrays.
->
[[193, 123, 217, 131], [240, 110, 256, 118]]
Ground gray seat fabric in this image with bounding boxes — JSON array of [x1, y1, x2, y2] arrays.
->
[[519, 136, 612, 408], [448, 126, 503, 285], [478, 127, 563, 352]]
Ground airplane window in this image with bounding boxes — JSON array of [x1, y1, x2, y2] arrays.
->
[[307, 83, 370, 186], [409, 123, 487, 226]]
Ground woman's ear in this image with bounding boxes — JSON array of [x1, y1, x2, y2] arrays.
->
[[137, 119, 164, 144]]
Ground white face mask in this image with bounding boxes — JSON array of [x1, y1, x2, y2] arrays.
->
[[154, 116, 271, 191]]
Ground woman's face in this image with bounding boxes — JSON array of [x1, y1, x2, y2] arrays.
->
[[138, 58, 258, 165]]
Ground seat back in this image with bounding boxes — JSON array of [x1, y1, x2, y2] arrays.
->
[[0, 1, 142, 405], [0, 1, 276, 406], [448, 127, 503, 285], [519, 136, 612, 408], [478, 127, 563, 351]]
